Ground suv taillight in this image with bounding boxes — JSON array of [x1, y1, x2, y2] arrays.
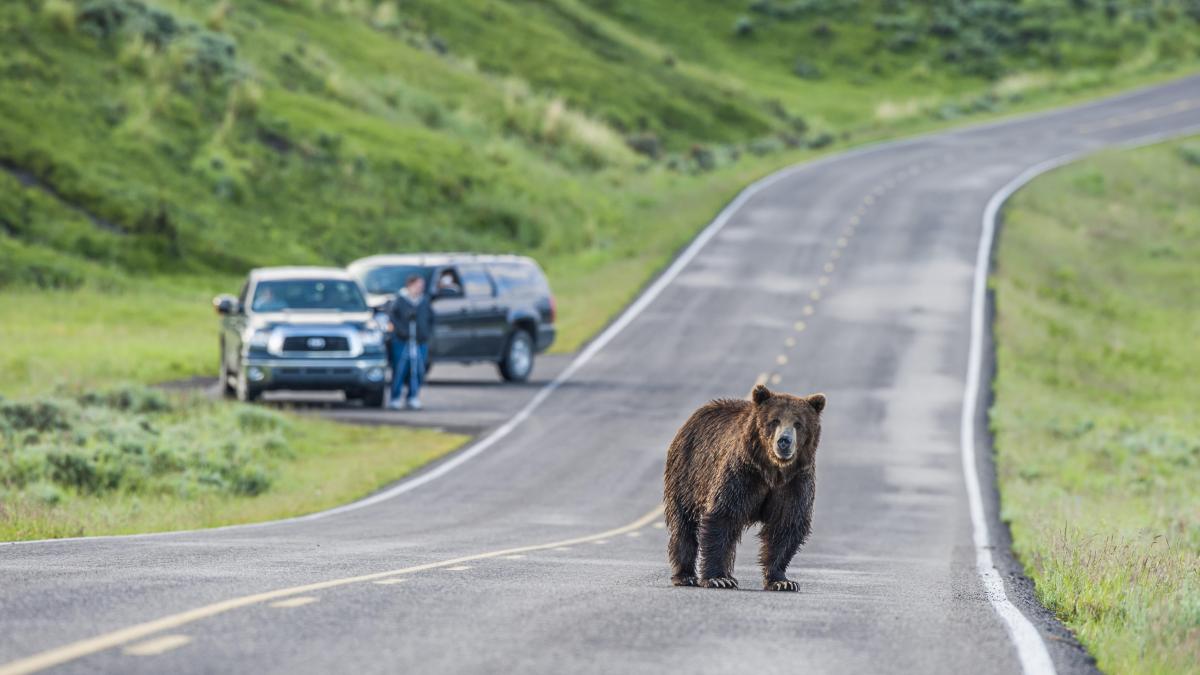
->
[[548, 294, 557, 323]]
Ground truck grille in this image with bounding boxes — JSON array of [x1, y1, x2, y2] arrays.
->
[[281, 336, 350, 352]]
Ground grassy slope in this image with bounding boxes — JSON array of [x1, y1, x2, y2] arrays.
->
[[991, 138, 1200, 674], [3, 1, 1200, 398]]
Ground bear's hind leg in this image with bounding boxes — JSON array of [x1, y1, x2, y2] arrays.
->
[[666, 505, 700, 587]]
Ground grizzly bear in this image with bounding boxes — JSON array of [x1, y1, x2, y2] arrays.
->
[[663, 384, 825, 591]]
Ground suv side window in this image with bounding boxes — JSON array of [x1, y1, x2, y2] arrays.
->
[[460, 264, 494, 298], [490, 262, 543, 295]]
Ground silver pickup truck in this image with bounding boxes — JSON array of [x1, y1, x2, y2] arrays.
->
[[213, 267, 389, 406]]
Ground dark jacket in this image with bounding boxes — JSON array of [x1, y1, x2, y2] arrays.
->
[[388, 292, 434, 344]]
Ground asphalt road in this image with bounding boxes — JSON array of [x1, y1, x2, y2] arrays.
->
[[3, 76, 1199, 675]]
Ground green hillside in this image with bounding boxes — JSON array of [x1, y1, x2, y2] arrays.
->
[[1, 0, 1198, 393]]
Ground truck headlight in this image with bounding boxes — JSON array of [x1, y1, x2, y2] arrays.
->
[[360, 330, 384, 347], [245, 329, 271, 349]]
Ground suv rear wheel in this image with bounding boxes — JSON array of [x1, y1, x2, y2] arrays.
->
[[498, 329, 534, 382]]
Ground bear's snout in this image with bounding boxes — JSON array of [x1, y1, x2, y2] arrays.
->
[[774, 429, 795, 460]]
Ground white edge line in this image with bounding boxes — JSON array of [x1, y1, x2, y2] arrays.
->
[[6, 82, 1197, 548], [962, 122, 1200, 675]]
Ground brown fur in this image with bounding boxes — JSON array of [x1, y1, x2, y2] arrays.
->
[[663, 384, 825, 590]]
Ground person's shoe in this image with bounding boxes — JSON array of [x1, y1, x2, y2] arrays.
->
[[388, 399, 405, 410], [407, 397, 422, 410]]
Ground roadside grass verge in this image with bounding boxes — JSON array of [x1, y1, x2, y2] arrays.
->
[[991, 137, 1200, 674], [0, 384, 467, 541]]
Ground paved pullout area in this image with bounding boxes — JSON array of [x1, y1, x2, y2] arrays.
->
[[3, 76, 1198, 675]]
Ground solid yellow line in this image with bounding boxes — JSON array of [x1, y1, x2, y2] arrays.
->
[[0, 505, 663, 675]]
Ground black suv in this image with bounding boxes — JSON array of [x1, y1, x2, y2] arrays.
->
[[346, 254, 556, 382], [213, 267, 390, 405]]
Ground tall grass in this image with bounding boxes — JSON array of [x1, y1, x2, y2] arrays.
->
[[992, 137, 1200, 674]]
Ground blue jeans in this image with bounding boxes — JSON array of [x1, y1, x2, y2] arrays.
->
[[390, 339, 428, 403]]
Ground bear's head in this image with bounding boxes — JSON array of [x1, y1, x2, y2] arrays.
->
[[750, 384, 825, 467]]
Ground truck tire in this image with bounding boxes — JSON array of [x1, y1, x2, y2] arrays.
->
[[236, 369, 262, 403], [361, 388, 385, 408], [220, 344, 236, 399]]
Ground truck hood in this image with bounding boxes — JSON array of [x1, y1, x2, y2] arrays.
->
[[248, 311, 377, 330]]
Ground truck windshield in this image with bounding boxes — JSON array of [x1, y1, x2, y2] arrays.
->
[[251, 279, 367, 312], [360, 265, 432, 295]]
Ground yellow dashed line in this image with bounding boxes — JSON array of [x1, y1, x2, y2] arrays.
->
[[500, 554, 526, 560], [626, 532, 641, 538], [270, 597, 318, 608], [823, 263, 834, 273], [837, 237, 848, 247], [591, 540, 609, 546], [849, 215, 860, 225], [776, 355, 788, 365], [769, 374, 782, 385], [809, 290, 821, 301], [754, 372, 769, 386], [864, 195, 875, 205], [0, 507, 665, 675], [802, 305, 815, 316], [818, 276, 829, 286], [784, 337, 796, 348], [831, 250, 841, 259], [793, 321, 807, 331], [445, 565, 473, 571], [123, 635, 191, 657]]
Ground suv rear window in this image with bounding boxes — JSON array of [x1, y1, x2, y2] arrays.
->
[[251, 279, 367, 312], [489, 262, 547, 295]]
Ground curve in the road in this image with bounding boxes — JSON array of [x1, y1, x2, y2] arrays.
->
[[3, 76, 1199, 675]]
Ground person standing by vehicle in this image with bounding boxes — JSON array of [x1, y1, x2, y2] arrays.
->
[[388, 274, 433, 410]]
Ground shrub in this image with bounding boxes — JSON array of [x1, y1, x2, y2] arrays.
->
[[78, 384, 171, 414], [42, 0, 76, 33], [733, 16, 755, 38], [1176, 144, 1200, 168], [625, 133, 662, 159], [235, 406, 288, 433], [792, 58, 823, 79], [807, 132, 834, 149], [0, 398, 78, 432]]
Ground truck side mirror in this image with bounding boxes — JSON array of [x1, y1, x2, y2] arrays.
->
[[213, 294, 239, 315]]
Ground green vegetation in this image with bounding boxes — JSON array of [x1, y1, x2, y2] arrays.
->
[[0, 384, 466, 540], [2, 1, 1199, 539], [3, 0, 1200, 395], [991, 137, 1200, 674]]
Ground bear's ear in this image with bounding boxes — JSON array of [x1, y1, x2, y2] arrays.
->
[[751, 384, 773, 405], [807, 393, 826, 413]]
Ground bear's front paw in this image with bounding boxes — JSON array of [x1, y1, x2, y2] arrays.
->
[[765, 579, 799, 592], [671, 575, 699, 587], [701, 576, 739, 589]]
